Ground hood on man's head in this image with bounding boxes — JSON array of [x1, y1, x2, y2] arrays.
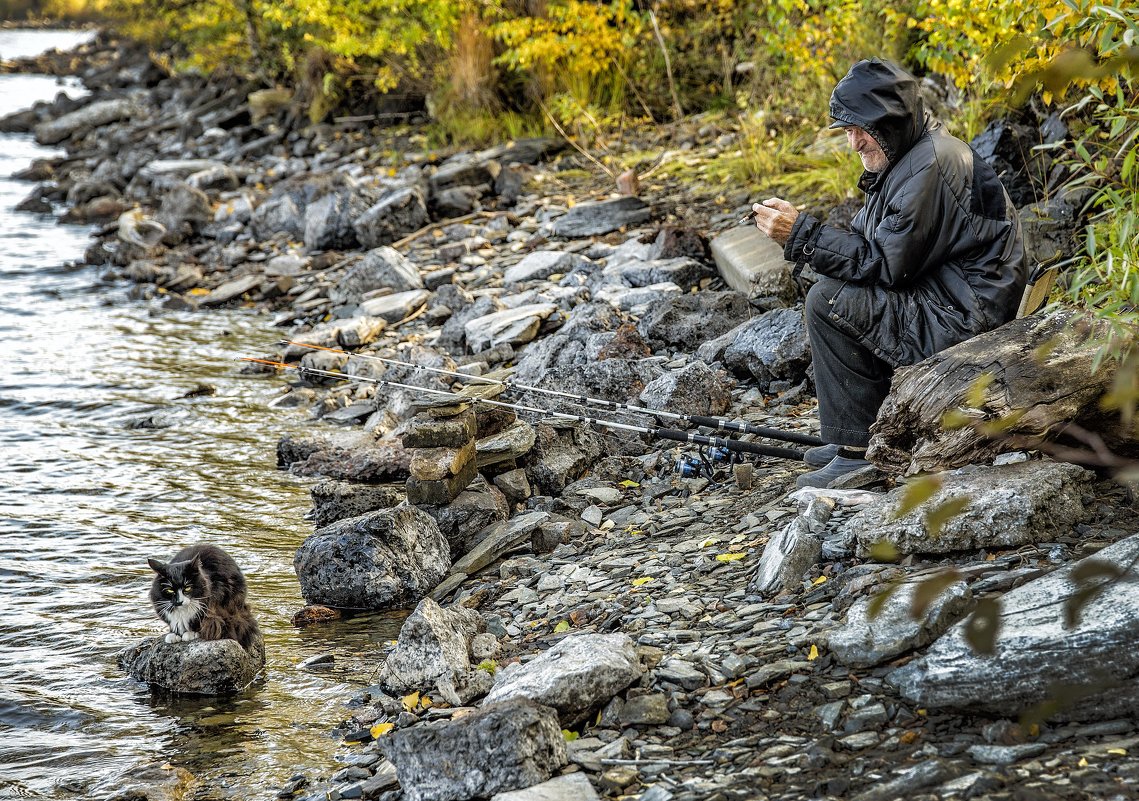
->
[[828, 59, 925, 165]]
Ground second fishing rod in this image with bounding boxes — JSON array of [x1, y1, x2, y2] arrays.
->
[[246, 358, 808, 461], [281, 340, 825, 448]]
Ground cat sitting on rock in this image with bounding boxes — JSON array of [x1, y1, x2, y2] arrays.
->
[[147, 544, 260, 651]]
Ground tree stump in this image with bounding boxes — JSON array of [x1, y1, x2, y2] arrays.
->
[[868, 309, 1136, 475]]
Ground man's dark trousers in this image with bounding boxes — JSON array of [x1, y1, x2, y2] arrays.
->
[[805, 277, 894, 448]]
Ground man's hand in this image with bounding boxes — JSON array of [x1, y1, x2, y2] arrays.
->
[[751, 198, 799, 246]]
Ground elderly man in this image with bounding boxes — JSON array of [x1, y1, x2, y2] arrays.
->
[[752, 59, 1027, 488]]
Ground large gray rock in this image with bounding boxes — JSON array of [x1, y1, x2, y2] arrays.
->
[[309, 479, 403, 528], [595, 282, 682, 311], [304, 189, 374, 251], [828, 579, 974, 668], [333, 246, 424, 305], [722, 307, 811, 389], [843, 461, 1093, 557], [293, 506, 451, 610], [359, 289, 433, 323], [504, 250, 578, 284], [381, 698, 567, 801], [465, 304, 556, 353], [379, 597, 488, 704], [277, 430, 411, 483], [636, 291, 753, 351], [156, 182, 212, 246], [710, 225, 798, 302], [638, 361, 733, 417], [748, 498, 832, 596], [424, 477, 511, 559], [282, 316, 387, 360], [887, 532, 1139, 720], [483, 633, 643, 723], [251, 191, 306, 241], [354, 185, 429, 248], [615, 257, 714, 292], [118, 635, 265, 695], [34, 98, 134, 145], [553, 196, 651, 237], [477, 421, 537, 468], [526, 422, 605, 496]]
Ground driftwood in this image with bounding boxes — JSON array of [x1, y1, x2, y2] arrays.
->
[[868, 308, 1137, 475]]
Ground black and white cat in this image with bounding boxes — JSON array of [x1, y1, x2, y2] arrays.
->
[[147, 544, 260, 651]]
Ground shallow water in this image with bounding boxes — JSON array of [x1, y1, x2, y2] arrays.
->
[[0, 29, 396, 800]]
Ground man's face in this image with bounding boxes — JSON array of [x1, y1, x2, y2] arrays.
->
[[845, 126, 889, 172]]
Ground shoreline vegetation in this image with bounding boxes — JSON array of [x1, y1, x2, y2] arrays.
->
[[3, 8, 1139, 801]]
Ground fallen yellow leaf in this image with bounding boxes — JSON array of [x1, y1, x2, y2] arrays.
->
[[619, 480, 640, 488], [553, 620, 571, 633], [401, 691, 420, 711], [1078, 757, 1089, 767], [1108, 748, 1127, 756], [807, 644, 819, 661], [631, 576, 654, 587], [700, 537, 719, 548], [716, 552, 747, 562], [370, 722, 394, 738], [187, 287, 210, 296], [421, 696, 433, 709], [812, 575, 828, 586]]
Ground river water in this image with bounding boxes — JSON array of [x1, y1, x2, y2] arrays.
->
[[0, 29, 398, 800]]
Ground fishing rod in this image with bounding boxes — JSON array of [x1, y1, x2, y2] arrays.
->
[[280, 340, 825, 448], [244, 358, 808, 461]]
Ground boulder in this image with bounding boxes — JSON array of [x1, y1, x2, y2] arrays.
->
[[828, 579, 974, 668], [381, 698, 567, 801], [594, 281, 682, 311], [304, 189, 374, 252], [504, 250, 578, 284], [636, 291, 753, 351], [34, 98, 133, 144], [250, 191, 306, 241], [464, 304, 557, 353], [647, 227, 709, 261], [118, 635, 265, 695], [637, 361, 733, 418], [424, 477, 511, 558], [615, 257, 714, 292], [309, 479, 404, 528], [379, 597, 489, 704], [354, 185, 429, 248], [333, 246, 424, 306], [483, 633, 643, 724], [489, 773, 600, 801], [293, 506, 451, 609], [526, 423, 606, 496], [553, 196, 651, 237], [476, 421, 537, 468], [748, 498, 832, 596], [156, 182, 212, 246], [278, 431, 412, 483], [887, 532, 1139, 720], [722, 307, 811, 390], [842, 460, 1093, 557]]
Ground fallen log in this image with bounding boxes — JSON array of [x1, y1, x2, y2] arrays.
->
[[868, 308, 1137, 475]]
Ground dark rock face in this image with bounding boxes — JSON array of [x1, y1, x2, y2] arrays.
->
[[156, 182, 212, 246], [380, 698, 567, 801], [293, 505, 451, 610], [354, 185, 429, 249], [526, 423, 605, 496], [970, 119, 1046, 208], [251, 190, 307, 241], [118, 635, 265, 695], [423, 477, 510, 559], [636, 291, 753, 351], [277, 431, 412, 483], [333, 246, 424, 305], [722, 307, 811, 390], [638, 361, 734, 417], [1019, 189, 1090, 266], [647, 226, 710, 261], [304, 189, 376, 252], [309, 479, 404, 528], [553, 196, 651, 238]]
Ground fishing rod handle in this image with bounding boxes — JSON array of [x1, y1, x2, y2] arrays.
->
[[686, 415, 825, 447], [655, 428, 806, 461]]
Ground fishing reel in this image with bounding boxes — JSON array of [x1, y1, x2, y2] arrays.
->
[[675, 445, 738, 479]]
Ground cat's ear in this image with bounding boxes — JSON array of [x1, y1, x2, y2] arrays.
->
[[147, 558, 167, 575]]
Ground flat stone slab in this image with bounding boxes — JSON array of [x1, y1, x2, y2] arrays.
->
[[828, 579, 974, 668], [553, 197, 650, 237], [504, 250, 577, 284], [887, 532, 1139, 720], [490, 772, 601, 801], [844, 460, 1093, 557], [359, 289, 432, 323], [483, 633, 643, 723], [199, 274, 262, 307], [465, 304, 556, 353]]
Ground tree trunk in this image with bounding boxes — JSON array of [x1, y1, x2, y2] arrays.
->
[[868, 308, 1137, 475]]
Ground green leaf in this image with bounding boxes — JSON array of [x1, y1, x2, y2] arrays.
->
[[964, 597, 1002, 656], [553, 620, 571, 633], [925, 496, 971, 537], [965, 372, 996, 409], [894, 475, 942, 520], [867, 540, 900, 563], [941, 408, 973, 430], [866, 581, 902, 621], [909, 569, 964, 620]]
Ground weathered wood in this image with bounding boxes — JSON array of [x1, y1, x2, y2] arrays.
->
[[868, 308, 1135, 475]]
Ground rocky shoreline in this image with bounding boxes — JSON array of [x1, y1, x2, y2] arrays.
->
[[7, 30, 1139, 801]]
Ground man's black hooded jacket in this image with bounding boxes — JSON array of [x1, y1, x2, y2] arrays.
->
[[784, 59, 1028, 368]]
